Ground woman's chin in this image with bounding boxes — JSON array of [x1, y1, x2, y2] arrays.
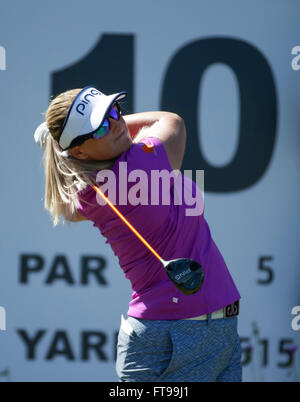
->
[[122, 133, 133, 149]]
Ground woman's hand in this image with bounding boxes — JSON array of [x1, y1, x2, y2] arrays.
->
[[123, 111, 186, 171]]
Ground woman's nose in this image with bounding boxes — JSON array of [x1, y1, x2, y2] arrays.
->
[[109, 118, 123, 135]]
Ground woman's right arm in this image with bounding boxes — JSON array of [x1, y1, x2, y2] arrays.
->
[[123, 111, 186, 171]]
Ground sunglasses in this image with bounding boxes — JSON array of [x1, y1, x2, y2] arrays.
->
[[93, 102, 121, 139], [68, 102, 121, 149]]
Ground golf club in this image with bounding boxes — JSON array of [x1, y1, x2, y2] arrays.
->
[[92, 184, 204, 295]]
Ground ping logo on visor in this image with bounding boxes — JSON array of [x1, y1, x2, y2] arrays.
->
[[75, 88, 102, 116], [58, 86, 127, 150]]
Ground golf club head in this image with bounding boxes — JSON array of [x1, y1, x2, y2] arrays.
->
[[164, 258, 204, 295]]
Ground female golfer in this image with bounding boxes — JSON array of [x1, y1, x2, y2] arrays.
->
[[34, 86, 242, 382]]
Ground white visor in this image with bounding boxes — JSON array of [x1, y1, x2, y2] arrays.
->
[[58, 86, 127, 150]]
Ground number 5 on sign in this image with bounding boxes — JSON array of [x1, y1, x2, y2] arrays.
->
[[0, 306, 6, 331], [257, 256, 274, 284]]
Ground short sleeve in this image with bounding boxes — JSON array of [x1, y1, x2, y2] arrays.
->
[[121, 136, 173, 175]]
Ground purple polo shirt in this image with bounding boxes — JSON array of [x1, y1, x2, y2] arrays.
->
[[78, 137, 240, 319]]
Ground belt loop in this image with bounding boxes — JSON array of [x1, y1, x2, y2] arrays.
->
[[207, 313, 212, 326]]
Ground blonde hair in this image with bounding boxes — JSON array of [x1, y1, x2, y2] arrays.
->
[[42, 88, 150, 226]]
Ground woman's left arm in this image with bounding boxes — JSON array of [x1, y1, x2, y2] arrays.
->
[[124, 111, 186, 171], [123, 111, 174, 140]]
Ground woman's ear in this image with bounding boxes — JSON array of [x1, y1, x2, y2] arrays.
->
[[68, 146, 90, 160]]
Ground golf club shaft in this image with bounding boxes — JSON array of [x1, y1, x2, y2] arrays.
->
[[92, 185, 165, 264]]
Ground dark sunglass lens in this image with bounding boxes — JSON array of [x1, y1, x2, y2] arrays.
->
[[93, 119, 110, 139], [109, 104, 120, 120]]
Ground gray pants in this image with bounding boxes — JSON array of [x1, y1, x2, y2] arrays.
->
[[116, 314, 242, 382]]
